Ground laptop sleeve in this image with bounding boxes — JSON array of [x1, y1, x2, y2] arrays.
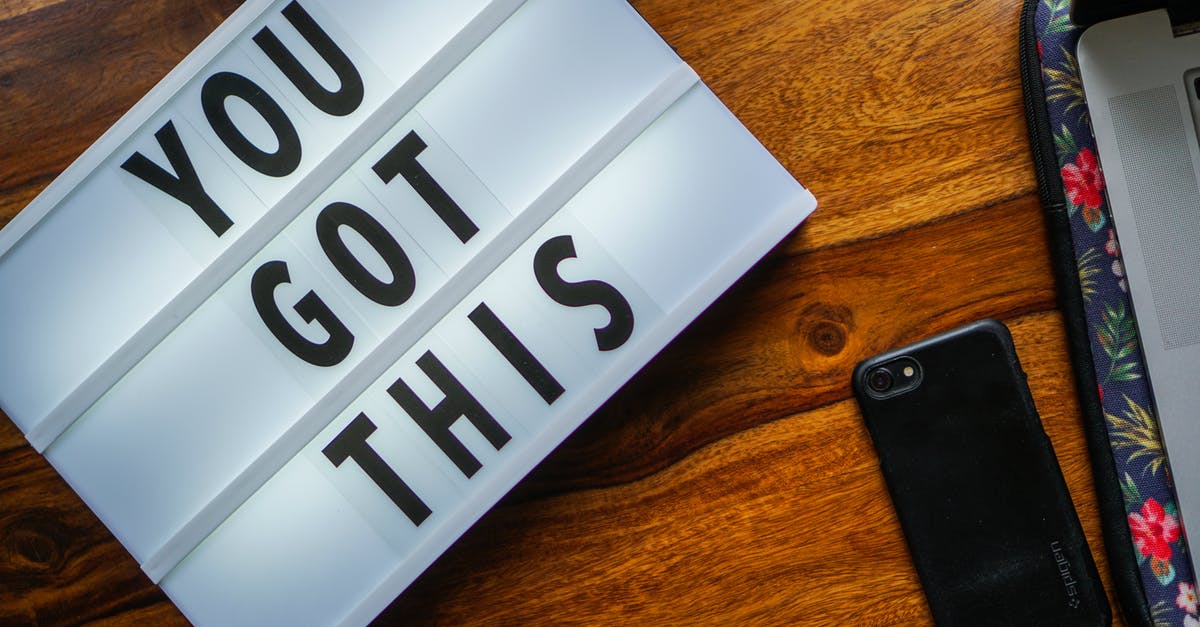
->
[[1020, 1, 1198, 625]]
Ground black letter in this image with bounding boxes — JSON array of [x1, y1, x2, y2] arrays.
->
[[251, 260, 354, 367], [121, 121, 233, 237], [201, 71, 302, 177], [534, 235, 635, 352], [468, 303, 563, 404], [253, 1, 364, 117], [316, 202, 416, 306], [387, 351, 510, 478], [323, 413, 431, 525], [372, 131, 478, 243]]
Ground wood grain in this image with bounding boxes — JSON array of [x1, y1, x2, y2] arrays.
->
[[0, 0, 1127, 625]]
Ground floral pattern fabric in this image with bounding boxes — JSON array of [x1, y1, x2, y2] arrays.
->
[[1034, 0, 1195, 623]]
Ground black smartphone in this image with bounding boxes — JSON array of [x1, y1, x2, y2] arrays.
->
[[852, 319, 1109, 626]]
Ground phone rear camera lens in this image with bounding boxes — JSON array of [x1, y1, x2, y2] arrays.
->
[[867, 368, 893, 393]]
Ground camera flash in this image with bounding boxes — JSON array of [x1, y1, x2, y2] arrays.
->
[[903, 366, 915, 377]]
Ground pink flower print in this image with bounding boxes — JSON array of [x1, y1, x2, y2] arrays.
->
[[1129, 498, 1181, 561], [1179, 581, 1198, 614], [1062, 148, 1106, 220], [1105, 229, 1119, 257]]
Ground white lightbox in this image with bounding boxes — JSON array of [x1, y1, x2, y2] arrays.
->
[[0, 1, 816, 624]]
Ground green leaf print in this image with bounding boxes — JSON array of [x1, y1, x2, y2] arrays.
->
[[1077, 246, 1100, 304], [1150, 600, 1174, 627], [1122, 472, 1144, 505], [1044, 48, 1089, 123], [1097, 303, 1142, 383], [1054, 124, 1079, 168], [1042, 0, 1074, 34], [1109, 397, 1165, 476]]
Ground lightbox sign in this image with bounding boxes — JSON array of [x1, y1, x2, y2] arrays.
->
[[0, 0, 815, 624]]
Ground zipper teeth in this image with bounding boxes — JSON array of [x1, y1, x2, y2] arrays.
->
[[1018, 0, 1065, 210]]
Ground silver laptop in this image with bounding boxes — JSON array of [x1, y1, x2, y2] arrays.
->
[[1079, 8, 1200, 575]]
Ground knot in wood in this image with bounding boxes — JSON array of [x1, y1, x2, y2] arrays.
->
[[808, 319, 847, 356], [4, 509, 66, 572], [799, 303, 854, 357]]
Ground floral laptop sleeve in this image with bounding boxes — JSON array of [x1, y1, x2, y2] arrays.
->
[[1021, 1, 1197, 625]]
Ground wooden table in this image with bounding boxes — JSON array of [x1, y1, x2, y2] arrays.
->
[[0, 0, 1116, 624]]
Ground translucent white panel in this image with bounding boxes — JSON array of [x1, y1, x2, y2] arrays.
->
[[311, 0, 493, 86], [0, 2, 817, 625], [0, 167, 201, 431], [45, 298, 314, 563], [162, 458, 402, 627], [174, 47, 331, 207], [419, 0, 683, 211], [282, 174, 447, 338], [356, 113, 511, 276], [568, 84, 809, 312], [243, 1, 394, 134], [117, 113, 268, 264]]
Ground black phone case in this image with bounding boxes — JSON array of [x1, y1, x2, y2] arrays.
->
[[853, 319, 1110, 626]]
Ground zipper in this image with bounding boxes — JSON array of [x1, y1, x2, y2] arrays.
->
[[1019, 0, 1066, 216]]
